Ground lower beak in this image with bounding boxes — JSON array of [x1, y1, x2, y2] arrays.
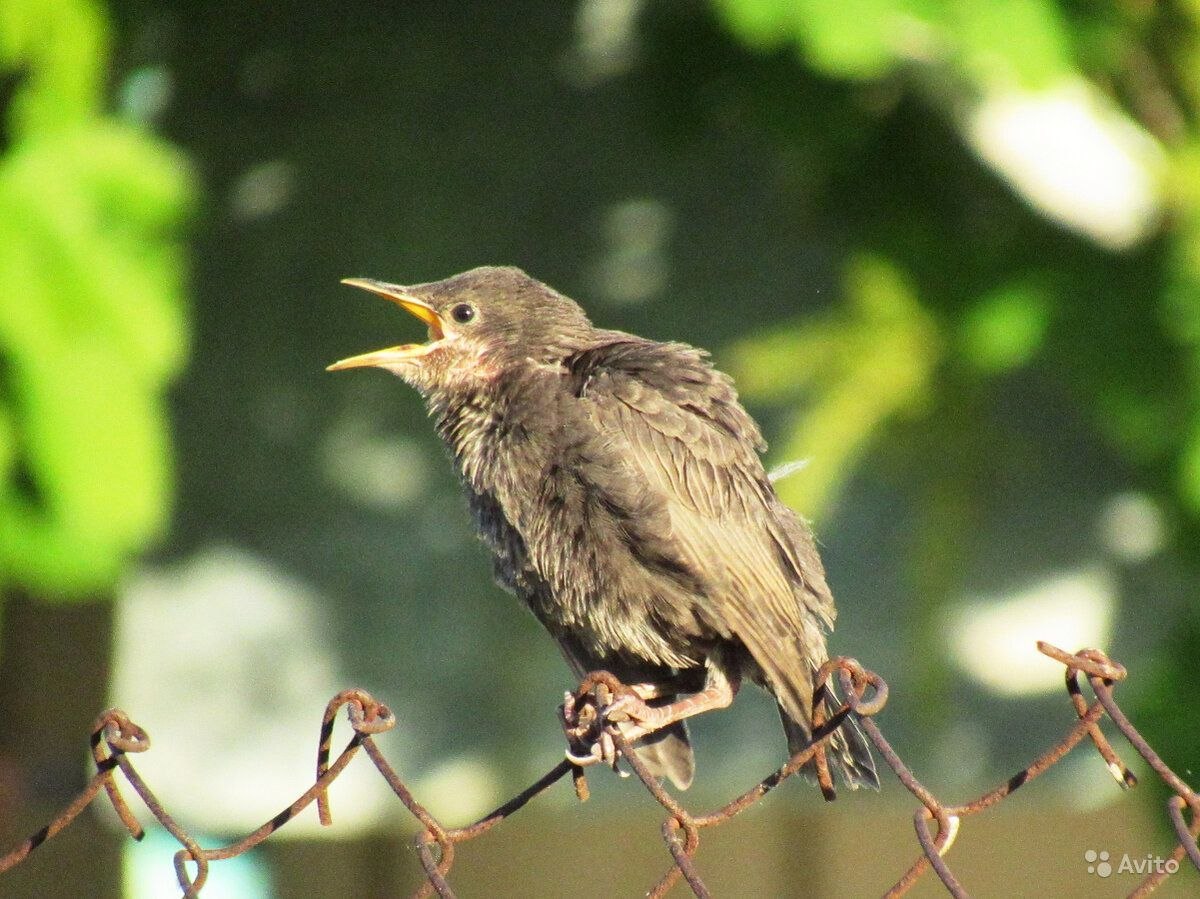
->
[[327, 278, 445, 371], [326, 343, 433, 370]]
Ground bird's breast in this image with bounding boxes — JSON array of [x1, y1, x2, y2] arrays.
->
[[432, 380, 716, 669]]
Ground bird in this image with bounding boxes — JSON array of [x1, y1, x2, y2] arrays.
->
[[328, 266, 878, 792]]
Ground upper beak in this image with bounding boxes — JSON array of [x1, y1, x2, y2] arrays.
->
[[327, 278, 445, 371]]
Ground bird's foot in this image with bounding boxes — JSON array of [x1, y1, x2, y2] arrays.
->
[[599, 693, 669, 745], [563, 730, 628, 776], [561, 670, 722, 775], [559, 678, 638, 776]]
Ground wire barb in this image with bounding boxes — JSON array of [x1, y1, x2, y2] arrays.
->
[[0, 644, 1195, 896]]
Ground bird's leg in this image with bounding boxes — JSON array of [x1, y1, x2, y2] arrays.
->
[[560, 680, 661, 769], [583, 683, 674, 772], [604, 664, 740, 745], [561, 668, 725, 773]]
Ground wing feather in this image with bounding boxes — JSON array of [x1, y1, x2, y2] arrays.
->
[[568, 338, 834, 724]]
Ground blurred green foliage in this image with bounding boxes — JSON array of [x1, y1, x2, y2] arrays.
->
[[713, 0, 1074, 87], [0, 0, 193, 598], [731, 254, 939, 516], [717, 0, 1200, 523]]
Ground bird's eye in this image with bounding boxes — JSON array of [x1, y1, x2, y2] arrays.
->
[[450, 303, 476, 324]]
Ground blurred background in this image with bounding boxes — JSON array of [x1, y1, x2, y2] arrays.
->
[[1, 0, 1198, 896]]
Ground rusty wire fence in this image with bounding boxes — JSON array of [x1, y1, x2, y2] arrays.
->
[[0, 642, 1196, 897]]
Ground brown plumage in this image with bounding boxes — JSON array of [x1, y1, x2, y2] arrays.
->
[[328, 266, 878, 791]]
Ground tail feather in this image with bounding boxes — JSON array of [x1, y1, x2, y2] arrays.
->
[[779, 694, 879, 791], [625, 716, 694, 789]]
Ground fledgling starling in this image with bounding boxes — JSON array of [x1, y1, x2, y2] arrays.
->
[[328, 266, 878, 791]]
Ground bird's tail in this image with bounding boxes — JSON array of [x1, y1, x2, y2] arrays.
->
[[779, 690, 880, 791], [623, 695, 694, 789]]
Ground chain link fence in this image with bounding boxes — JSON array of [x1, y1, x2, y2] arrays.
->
[[1, 642, 1196, 897]]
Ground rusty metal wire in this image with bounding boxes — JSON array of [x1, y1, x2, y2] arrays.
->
[[1, 644, 1195, 897]]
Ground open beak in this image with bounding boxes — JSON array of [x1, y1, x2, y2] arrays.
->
[[327, 278, 446, 371]]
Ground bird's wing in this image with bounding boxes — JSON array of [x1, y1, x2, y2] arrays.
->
[[567, 338, 833, 723]]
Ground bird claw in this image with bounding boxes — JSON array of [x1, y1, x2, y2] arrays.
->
[[562, 728, 628, 776], [560, 685, 636, 776], [564, 742, 603, 766]]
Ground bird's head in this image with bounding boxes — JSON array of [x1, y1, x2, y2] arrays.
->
[[327, 266, 593, 396]]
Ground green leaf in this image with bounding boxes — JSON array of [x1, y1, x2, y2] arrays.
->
[[0, 0, 108, 136], [1180, 422, 1200, 514], [0, 0, 195, 600], [712, 0, 935, 80], [732, 255, 941, 519], [712, 0, 1076, 88], [959, 283, 1050, 372], [0, 124, 194, 598], [947, 0, 1074, 90]]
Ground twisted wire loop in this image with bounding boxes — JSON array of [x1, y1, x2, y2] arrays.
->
[[315, 688, 396, 826], [0, 647, 1196, 897]]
